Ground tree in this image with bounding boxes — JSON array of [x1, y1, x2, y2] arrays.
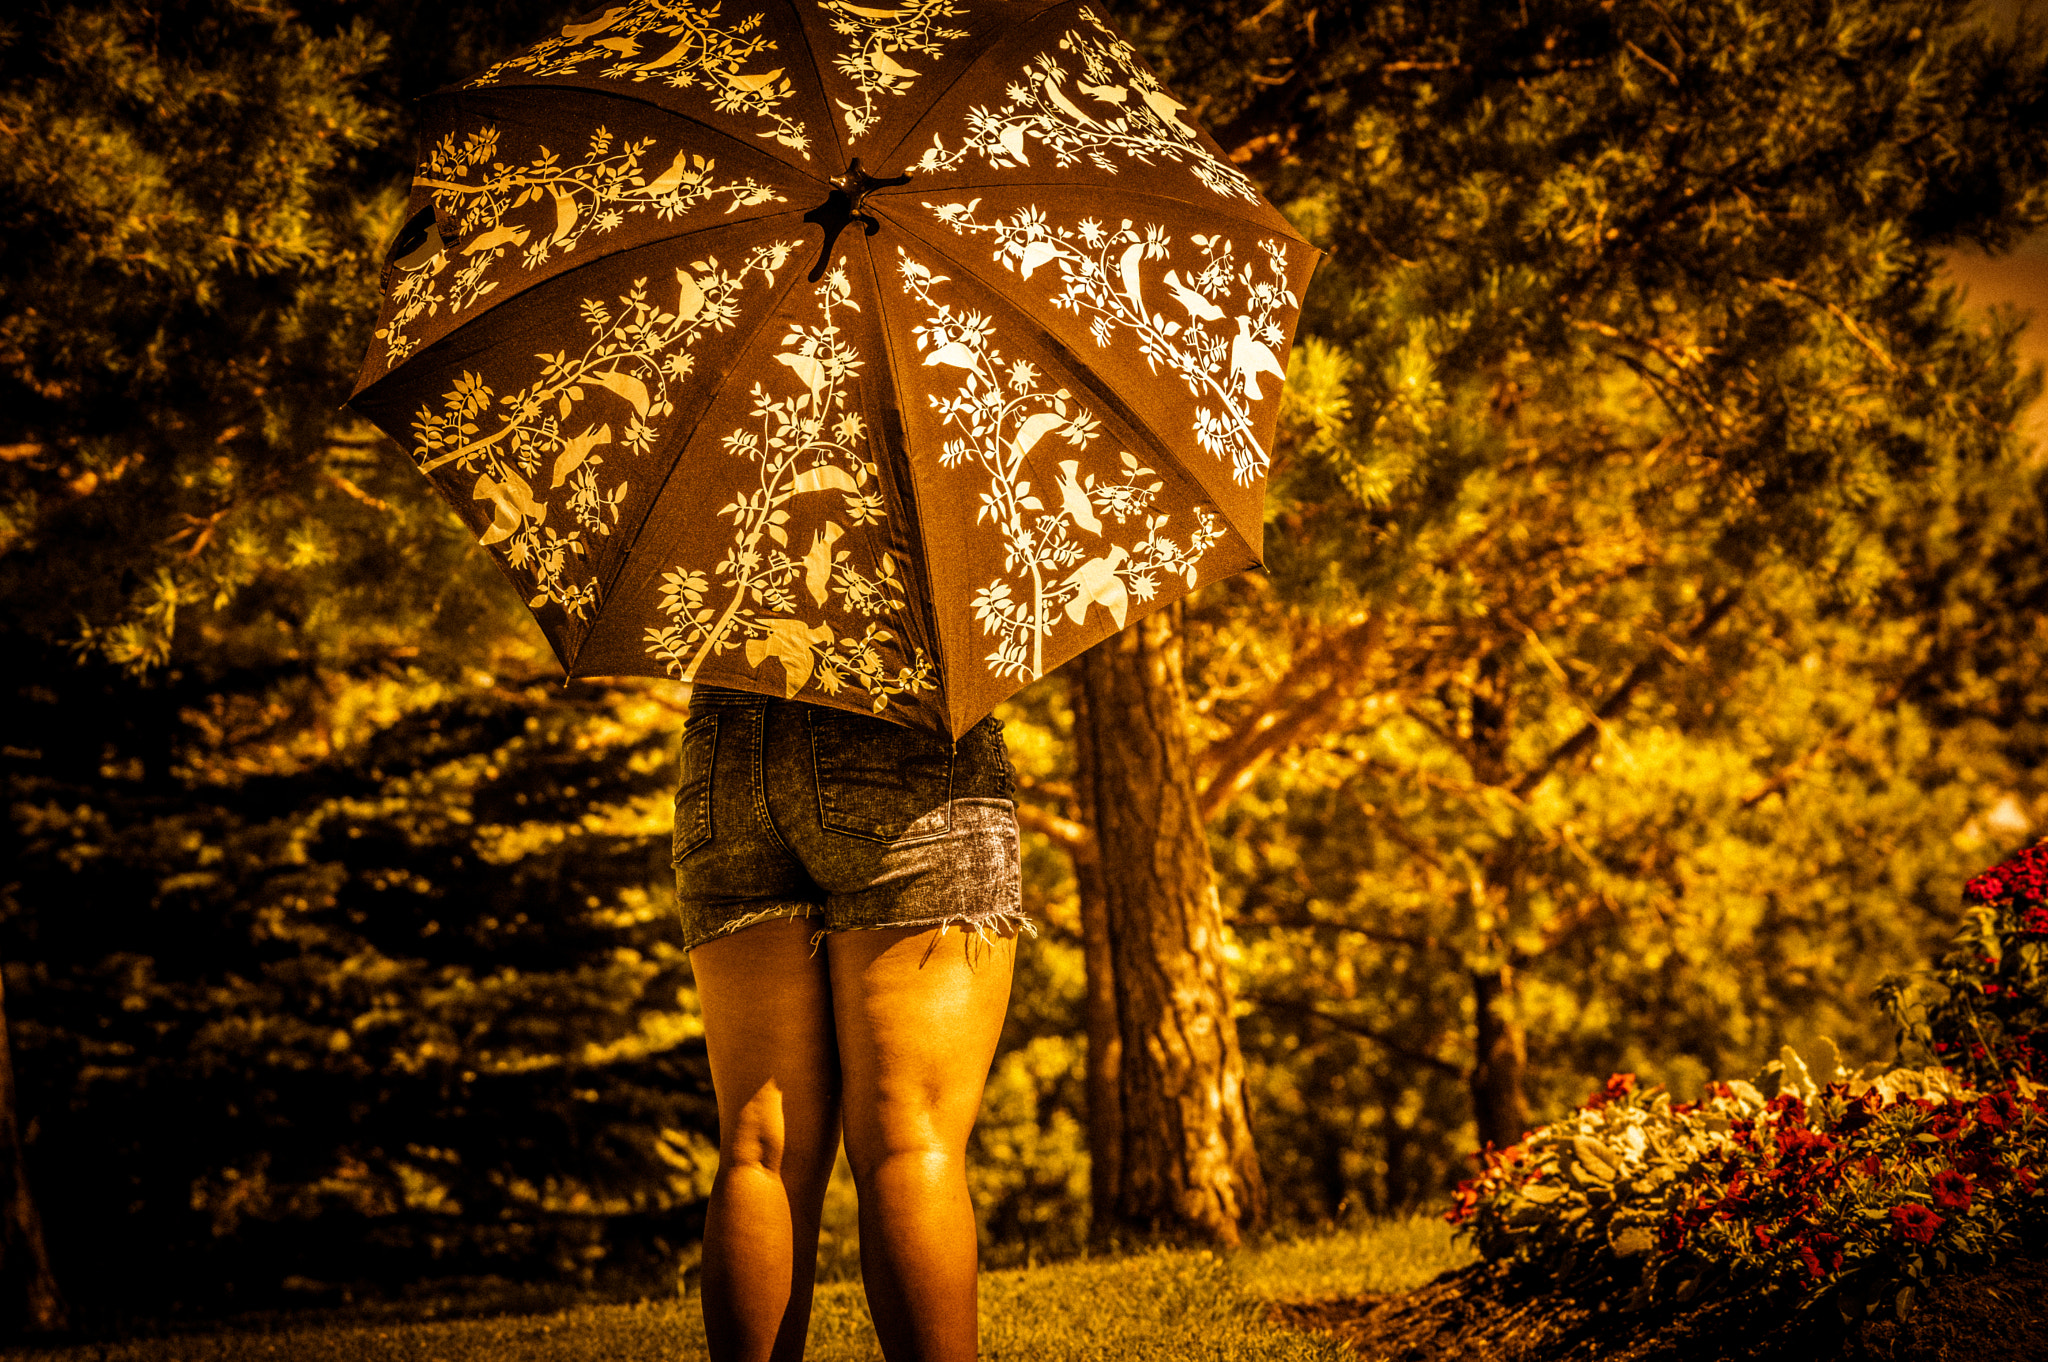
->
[[1152, 0, 2048, 1186], [1072, 609, 1267, 1244], [0, 0, 732, 1318], [1005, 0, 2048, 1232]]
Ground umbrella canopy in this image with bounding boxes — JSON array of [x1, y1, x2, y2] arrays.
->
[[349, 0, 1320, 736]]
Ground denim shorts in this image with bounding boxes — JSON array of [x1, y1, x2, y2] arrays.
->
[[672, 687, 1030, 953]]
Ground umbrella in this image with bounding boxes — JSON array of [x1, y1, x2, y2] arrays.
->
[[348, 0, 1320, 736]]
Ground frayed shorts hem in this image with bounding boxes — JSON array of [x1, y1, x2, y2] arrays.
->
[[681, 903, 1037, 957]]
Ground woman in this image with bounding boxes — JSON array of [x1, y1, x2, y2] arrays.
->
[[675, 684, 1030, 1362]]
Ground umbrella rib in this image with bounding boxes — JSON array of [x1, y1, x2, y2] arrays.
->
[[856, 229, 958, 731], [877, 204, 1268, 558], [775, 0, 851, 175], [870, 180, 1311, 243], [572, 251, 816, 677], [351, 206, 816, 406], [445, 78, 836, 190], [863, 0, 1071, 174]]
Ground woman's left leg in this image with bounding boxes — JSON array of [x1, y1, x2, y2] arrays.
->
[[693, 917, 843, 1362]]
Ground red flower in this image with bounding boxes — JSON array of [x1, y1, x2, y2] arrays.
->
[[1966, 871, 2012, 903], [1766, 1093, 1808, 1121], [1979, 1092, 2020, 1131], [2018, 1167, 2039, 1194], [1891, 1204, 1943, 1244], [1925, 1102, 1973, 1140], [1965, 839, 2048, 907], [1799, 1232, 1845, 1281], [1859, 1154, 1883, 1178], [1585, 1073, 1637, 1110], [1776, 1126, 1836, 1161], [1834, 1092, 1882, 1136], [1932, 1169, 1974, 1211]]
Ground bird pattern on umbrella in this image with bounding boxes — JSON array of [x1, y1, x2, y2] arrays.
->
[[468, 1, 815, 156], [350, 0, 1319, 735], [375, 125, 786, 366], [908, 9, 1260, 203], [642, 255, 938, 705], [899, 249, 1224, 682], [918, 201, 1299, 484], [824, 0, 975, 142]]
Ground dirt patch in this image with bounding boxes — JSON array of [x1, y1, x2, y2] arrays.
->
[[1271, 1256, 2048, 1362]]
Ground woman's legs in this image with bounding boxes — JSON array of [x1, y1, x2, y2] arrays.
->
[[829, 925, 1016, 1362], [692, 917, 843, 1362]]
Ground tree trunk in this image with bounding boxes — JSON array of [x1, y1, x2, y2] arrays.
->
[[1072, 605, 1267, 1245], [1469, 965, 1531, 1153], [0, 961, 65, 1333], [1062, 736, 1124, 1239]]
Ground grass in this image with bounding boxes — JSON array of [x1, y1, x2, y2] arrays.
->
[[2, 1217, 1472, 1362]]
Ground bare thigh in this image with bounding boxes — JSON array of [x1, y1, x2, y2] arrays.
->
[[694, 916, 841, 1165], [828, 926, 1016, 1171]]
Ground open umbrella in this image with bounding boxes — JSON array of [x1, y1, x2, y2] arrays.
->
[[348, 0, 1319, 736]]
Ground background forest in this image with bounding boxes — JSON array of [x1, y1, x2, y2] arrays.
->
[[4, 0, 2048, 1331]]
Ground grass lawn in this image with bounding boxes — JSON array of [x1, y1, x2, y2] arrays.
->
[[2, 1217, 1472, 1362]]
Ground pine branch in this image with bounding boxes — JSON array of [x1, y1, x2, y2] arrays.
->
[[1510, 588, 1743, 797], [1195, 614, 1384, 822]]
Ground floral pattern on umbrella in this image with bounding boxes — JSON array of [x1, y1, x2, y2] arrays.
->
[[407, 240, 798, 619], [468, 0, 813, 158], [376, 122, 787, 366], [910, 7, 1258, 204], [349, 0, 1320, 732], [825, 0, 977, 143], [899, 249, 1225, 683], [922, 201, 1298, 484], [642, 258, 937, 710]]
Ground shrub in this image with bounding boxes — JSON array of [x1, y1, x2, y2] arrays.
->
[[1450, 838, 2048, 1321]]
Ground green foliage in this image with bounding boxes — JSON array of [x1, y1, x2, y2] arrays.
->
[[1880, 837, 2048, 1075], [0, 0, 571, 667], [1450, 1073, 1751, 1285], [1114, 0, 2048, 1221], [3, 675, 712, 1314], [1455, 1038, 2048, 1323], [7, 0, 2048, 1317]]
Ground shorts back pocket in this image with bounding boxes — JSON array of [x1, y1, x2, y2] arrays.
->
[[672, 713, 718, 863], [809, 707, 953, 844]]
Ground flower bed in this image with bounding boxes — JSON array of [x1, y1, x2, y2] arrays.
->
[[1449, 839, 2048, 1321]]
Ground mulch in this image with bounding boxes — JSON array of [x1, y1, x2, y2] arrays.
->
[[1270, 1256, 2048, 1362]]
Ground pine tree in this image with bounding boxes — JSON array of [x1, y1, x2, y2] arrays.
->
[[1100, 0, 2048, 1182]]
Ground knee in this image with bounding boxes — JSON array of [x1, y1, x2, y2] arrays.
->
[[718, 1092, 820, 1178], [842, 1103, 963, 1188]]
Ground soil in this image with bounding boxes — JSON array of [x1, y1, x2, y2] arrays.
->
[[1270, 1256, 2048, 1362]]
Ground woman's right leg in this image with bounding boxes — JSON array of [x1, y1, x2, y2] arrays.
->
[[693, 916, 843, 1362], [830, 924, 1016, 1362]]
